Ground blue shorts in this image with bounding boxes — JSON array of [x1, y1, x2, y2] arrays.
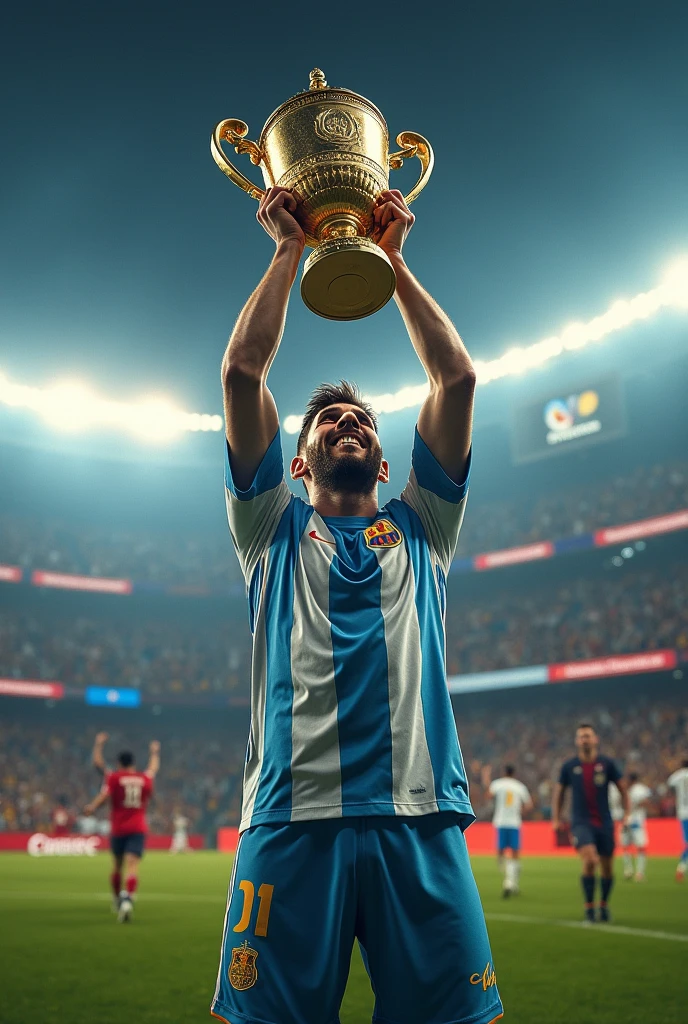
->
[[110, 832, 145, 859], [211, 814, 503, 1024], [571, 823, 615, 858], [496, 827, 520, 852], [681, 819, 688, 844]]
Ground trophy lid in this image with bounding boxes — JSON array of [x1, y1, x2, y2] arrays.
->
[[259, 69, 388, 142]]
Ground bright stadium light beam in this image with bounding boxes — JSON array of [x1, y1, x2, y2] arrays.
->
[[0, 258, 686, 440], [280, 256, 688, 431]]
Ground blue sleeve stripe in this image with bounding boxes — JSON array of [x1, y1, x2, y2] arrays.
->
[[224, 431, 284, 501], [412, 427, 471, 504]]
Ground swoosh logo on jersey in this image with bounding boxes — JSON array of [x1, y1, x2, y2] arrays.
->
[[308, 530, 336, 547]]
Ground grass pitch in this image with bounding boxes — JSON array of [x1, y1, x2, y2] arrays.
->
[[1, 852, 685, 1024]]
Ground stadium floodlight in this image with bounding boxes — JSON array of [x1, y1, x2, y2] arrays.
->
[[279, 257, 688, 432], [0, 257, 685, 441], [0, 370, 223, 442]]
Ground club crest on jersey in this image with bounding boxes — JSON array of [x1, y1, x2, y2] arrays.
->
[[364, 518, 402, 549], [228, 940, 258, 991]]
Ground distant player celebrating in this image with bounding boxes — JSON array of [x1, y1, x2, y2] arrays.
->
[[84, 734, 160, 923], [489, 765, 532, 897], [552, 722, 628, 923], [667, 759, 688, 881], [621, 773, 652, 882], [211, 186, 503, 1024]]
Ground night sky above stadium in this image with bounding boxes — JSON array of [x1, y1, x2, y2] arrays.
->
[[2, 1, 687, 431]]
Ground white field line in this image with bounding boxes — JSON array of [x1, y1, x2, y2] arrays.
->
[[485, 912, 688, 943], [0, 891, 686, 944]]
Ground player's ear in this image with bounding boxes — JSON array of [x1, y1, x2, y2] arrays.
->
[[290, 455, 307, 481], [378, 459, 390, 484]]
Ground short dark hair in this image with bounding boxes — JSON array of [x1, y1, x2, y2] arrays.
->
[[504, 764, 515, 777], [577, 722, 596, 732], [296, 381, 378, 454], [683, 758, 688, 769], [628, 771, 639, 783], [118, 751, 134, 768]]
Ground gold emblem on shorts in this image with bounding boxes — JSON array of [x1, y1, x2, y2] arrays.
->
[[228, 940, 258, 991], [470, 962, 497, 991]]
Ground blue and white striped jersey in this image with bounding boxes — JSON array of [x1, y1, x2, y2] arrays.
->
[[226, 428, 474, 833]]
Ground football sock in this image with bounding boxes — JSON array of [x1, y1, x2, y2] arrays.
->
[[505, 859, 517, 886], [581, 875, 595, 907], [636, 852, 646, 875], [126, 876, 138, 897], [600, 876, 614, 905], [110, 872, 121, 897], [515, 860, 522, 883], [623, 852, 633, 874]]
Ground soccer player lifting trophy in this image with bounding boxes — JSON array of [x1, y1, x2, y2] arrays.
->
[[211, 68, 433, 320]]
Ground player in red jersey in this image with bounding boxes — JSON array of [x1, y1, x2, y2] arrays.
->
[[84, 733, 160, 923], [51, 797, 73, 836]]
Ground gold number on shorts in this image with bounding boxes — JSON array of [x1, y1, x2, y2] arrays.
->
[[233, 879, 275, 938]]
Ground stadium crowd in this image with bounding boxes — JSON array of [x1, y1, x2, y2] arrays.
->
[[0, 611, 251, 696], [1, 563, 685, 693], [0, 719, 244, 839], [1, 458, 686, 583], [1, 688, 685, 834], [446, 563, 688, 675]]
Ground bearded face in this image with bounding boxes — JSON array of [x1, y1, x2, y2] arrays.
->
[[305, 429, 383, 496]]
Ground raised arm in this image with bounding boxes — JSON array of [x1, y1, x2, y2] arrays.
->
[[145, 740, 161, 779], [222, 186, 305, 490], [91, 732, 109, 774], [373, 190, 476, 484], [84, 786, 109, 817]]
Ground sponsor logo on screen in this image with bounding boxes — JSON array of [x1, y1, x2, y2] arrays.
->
[[27, 833, 102, 857], [543, 390, 601, 445]]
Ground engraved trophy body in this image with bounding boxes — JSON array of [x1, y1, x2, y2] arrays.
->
[[211, 69, 433, 320]]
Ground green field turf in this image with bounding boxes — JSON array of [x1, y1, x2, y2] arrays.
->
[[1, 852, 685, 1024]]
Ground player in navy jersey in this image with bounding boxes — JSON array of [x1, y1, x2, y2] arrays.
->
[[210, 186, 502, 1024], [552, 722, 629, 923]]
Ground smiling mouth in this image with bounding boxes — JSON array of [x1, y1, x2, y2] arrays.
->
[[331, 434, 365, 449]]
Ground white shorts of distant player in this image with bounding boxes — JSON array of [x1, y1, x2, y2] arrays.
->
[[170, 831, 189, 854], [620, 822, 648, 849]]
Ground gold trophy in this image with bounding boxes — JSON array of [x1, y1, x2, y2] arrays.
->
[[211, 69, 433, 320]]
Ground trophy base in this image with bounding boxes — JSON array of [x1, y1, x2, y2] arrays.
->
[[301, 237, 396, 321]]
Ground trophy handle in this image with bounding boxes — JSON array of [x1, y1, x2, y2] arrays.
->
[[211, 119, 269, 200], [388, 132, 434, 205]]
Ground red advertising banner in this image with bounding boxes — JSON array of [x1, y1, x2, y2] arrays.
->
[[31, 570, 132, 595], [217, 827, 240, 853], [594, 508, 688, 547], [549, 649, 677, 682], [0, 679, 64, 699], [464, 819, 684, 856], [0, 564, 22, 583], [474, 541, 555, 571], [0, 832, 204, 853]]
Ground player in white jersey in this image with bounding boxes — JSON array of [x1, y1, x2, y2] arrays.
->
[[616, 773, 652, 881], [668, 759, 688, 881], [210, 185, 503, 1024], [488, 766, 532, 896], [170, 812, 190, 854]]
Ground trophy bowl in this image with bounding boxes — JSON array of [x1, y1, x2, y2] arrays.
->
[[211, 69, 433, 320]]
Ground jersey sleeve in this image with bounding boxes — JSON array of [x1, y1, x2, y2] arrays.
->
[[668, 770, 682, 787], [224, 431, 292, 585], [558, 762, 571, 787], [607, 759, 622, 784], [488, 780, 497, 796], [400, 428, 472, 575], [519, 782, 532, 804]]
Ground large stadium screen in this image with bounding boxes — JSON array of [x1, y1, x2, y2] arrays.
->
[[510, 372, 627, 464]]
